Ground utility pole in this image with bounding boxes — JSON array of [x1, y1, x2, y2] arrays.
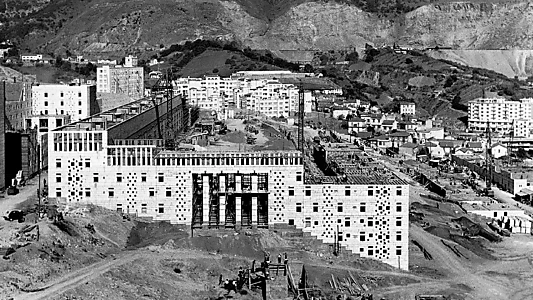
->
[[485, 120, 492, 190]]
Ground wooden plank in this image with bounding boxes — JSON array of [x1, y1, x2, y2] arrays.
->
[[331, 274, 338, 290]]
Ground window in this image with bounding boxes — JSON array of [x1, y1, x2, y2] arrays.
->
[[396, 204, 402, 212], [296, 175, 302, 181], [396, 232, 402, 241], [313, 203, 319, 212], [78, 110, 82, 115], [85, 160, 90, 168], [141, 174, 147, 182], [368, 249, 373, 256], [396, 247, 402, 255], [56, 160, 61, 168], [158, 204, 164, 214], [117, 174, 122, 182], [337, 204, 343, 213], [149, 190, 155, 197], [288, 219, 294, 225], [44, 93, 48, 97], [396, 218, 402, 226], [56, 189, 61, 198], [345, 189, 350, 196], [44, 101, 48, 106], [296, 203, 302, 213], [396, 189, 402, 196], [116, 204, 122, 213], [56, 174, 61, 183], [360, 233, 365, 241], [305, 217, 311, 228], [345, 219, 350, 227], [141, 204, 147, 214], [360, 203, 366, 213], [166, 190, 172, 197], [78, 101, 82, 106], [314, 221, 319, 226], [158, 174, 164, 182], [493, 212, 497, 218], [368, 219, 373, 227], [93, 174, 99, 183], [78, 92, 82, 97], [108, 189, 115, 197], [60, 92, 64, 97], [288, 189, 294, 196], [85, 189, 91, 197], [305, 190, 311, 196], [368, 189, 373, 196]]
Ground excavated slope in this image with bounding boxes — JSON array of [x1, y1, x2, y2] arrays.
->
[[426, 50, 533, 78]]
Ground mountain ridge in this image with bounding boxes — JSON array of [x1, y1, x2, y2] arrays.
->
[[1, 0, 532, 59]]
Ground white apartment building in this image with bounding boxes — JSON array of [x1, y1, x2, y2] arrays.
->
[[399, 102, 415, 115], [20, 54, 43, 62], [31, 84, 97, 123], [468, 98, 533, 136], [97, 56, 144, 100]]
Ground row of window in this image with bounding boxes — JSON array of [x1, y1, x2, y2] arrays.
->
[[43, 92, 83, 98]]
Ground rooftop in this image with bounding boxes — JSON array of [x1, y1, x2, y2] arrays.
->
[[463, 202, 523, 212], [53, 96, 170, 132]]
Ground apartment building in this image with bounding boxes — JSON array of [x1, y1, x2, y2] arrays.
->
[[97, 56, 144, 99], [32, 83, 97, 123], [399, 102, 415, 115], [468, 98, 533, 136]]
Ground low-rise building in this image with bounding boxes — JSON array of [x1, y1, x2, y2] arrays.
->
[[399, 102, 415, 115]]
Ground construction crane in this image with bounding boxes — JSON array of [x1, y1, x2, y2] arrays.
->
[[149, 70, 175, 149]]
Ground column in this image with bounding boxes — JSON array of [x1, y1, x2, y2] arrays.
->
[[251, 196, 258, 227], [235, 196, 242, 227], [202, 175, 210, 227], [251, 175, 258, 193], [236, 175, 242, 192], [219, 195, 226, 226]]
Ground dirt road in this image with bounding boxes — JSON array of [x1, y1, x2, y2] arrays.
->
[[15, 250, 141, 300], [0, 172, 46, 221]]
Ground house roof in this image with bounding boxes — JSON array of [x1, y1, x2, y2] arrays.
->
[[374, 135, 390, 141], [399, 142, 417, 149], [350, 117, 365, 123], [354, 132, 372, 139], [382, 120, 396, 126], [399, 101, 415, 105], [399, 121, 416, 126], [439, 141, 455, 148], [425, 141, 438, 147], [467, 142, 482, 148], [389, 131, 410, 137], [491, 143, 505, 148]]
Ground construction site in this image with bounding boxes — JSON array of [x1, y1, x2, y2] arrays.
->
[[3, 84, 533, 300]]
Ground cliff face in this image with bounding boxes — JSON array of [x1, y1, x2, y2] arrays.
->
[[400, 2, 533, 49], [17, 0, 533, 62]]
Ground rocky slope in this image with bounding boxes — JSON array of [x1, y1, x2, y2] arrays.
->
[[5, 0, 533, 60]]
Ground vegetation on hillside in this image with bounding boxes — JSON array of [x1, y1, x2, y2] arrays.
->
[[157, 39, 300, 77]]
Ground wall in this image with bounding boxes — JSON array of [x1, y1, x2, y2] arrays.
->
[[32, 84, 97, 122]]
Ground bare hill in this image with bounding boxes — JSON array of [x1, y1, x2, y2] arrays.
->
[[426, 49, 533, 79]]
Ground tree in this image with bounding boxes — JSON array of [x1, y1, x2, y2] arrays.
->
[[212, 68, 219, 73], [303, 64, 314, 73], [346, 51, 359, 62]]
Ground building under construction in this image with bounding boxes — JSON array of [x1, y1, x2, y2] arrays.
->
[[47, 95, 409, 270]]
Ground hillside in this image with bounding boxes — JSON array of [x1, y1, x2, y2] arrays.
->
[[1, 0, 533, 70], [426, 49, 533, 79]]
